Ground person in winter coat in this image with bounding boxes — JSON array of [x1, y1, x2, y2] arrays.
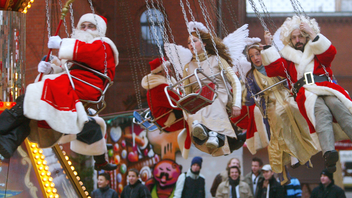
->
[[261, 15, 352, 173], [173, 156, 206, 198], [243, 157, 264, 197], [256, 165, 286, 198], [121, 169, 152, 198], [182, 21, 244, 156], [210, 158, 241, 197], [216, 166, 253, 198], [0, 13, 118, 171], [91, 172, 119, 198], [310, 168, 346, 198], [246, 39, 318, 181]]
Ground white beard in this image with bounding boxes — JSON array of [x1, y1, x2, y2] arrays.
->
[[71, 29, 101, 42]]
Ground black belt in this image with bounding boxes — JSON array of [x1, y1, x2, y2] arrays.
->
[[293, 72, 329, 95]]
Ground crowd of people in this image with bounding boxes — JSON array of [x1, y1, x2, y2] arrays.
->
[[91, 156, 347, 198]]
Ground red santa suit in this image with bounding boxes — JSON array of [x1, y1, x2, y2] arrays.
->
[[261, 34, 351, 144], [141, 74, 185, 132], [23, 15, 119, 137]]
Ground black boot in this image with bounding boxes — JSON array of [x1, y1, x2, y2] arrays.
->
[[93, 154, 117, 171], [324, 150, 339, 173], [0, 119, 31, 159], [0, 95, 28, 135]]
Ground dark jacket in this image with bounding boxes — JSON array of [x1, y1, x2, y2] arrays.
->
[[174, 169, 206, 198], [121, 180, 152, 198], [310, 181, 346, 198], [91, 186, 119, 198], [256, 176, 286, 198], [243, 171, 264, 197]]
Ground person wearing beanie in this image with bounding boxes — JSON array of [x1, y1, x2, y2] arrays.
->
[[91, 172, 119, 198], [261, 14, 352, 173], [0, 13, 118, 171], [310, 168, 346, 198], [256, 164, 285, 198], [216, 166, 253, 198], [174, 156, 206, 198]]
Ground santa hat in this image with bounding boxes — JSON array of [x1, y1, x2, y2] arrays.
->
[[77, 13, 107, 36], [149, 57, 170, 74]]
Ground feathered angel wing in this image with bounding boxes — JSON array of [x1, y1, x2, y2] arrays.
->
[[223, 24, 249, 63], [273, 27, 284, 51], [223, 24, 249, 79], [164, 43, 192, 78]]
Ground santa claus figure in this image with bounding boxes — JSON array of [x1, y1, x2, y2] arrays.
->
[[141, 57, 185, 132], [0, 13, 118, 171]]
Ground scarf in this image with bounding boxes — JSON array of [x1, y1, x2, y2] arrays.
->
[[229, 177, 240, 198], [254, 64, 267, 76]]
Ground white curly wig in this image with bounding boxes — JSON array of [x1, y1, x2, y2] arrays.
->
[[280, 15, 320, 47]]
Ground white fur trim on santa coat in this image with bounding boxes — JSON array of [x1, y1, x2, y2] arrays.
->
[[70, 115, 107, 155], [246, 106, 269, 155], [58, 114, 107, 155], [59, 37, 119, 66], [261, 46, 281, 67], [24, 74, 88, 134], [303, 84, 351, 141], [77, 13, 107, 37]]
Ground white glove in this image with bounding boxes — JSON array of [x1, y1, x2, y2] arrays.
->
[[38, 61, 52, 74], [48, 36, 62, 49]]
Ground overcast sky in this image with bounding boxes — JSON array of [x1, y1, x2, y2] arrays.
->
[[246, 0, 336, 13]]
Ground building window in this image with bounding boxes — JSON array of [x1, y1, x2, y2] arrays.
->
[[140, 8, 165, 57]]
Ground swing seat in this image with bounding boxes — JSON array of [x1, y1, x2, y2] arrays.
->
[[177, 82, 216, 114], [165, 68, 218, 115], [133, 110, 158, 131], [64, 60, 113, 116], [145, 109, 184, 133]]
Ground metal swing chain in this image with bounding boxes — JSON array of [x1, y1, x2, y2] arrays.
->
[[156, 0, 184, 82], [58, 0, 69, 37], [123, 1, 149, 78], [183, 0, 215, 77], [147, 0, 175, 85], [196, 0, 225, 77], [69, 4, 75, 33], [87, 0, 108, 76], [289, 0, 332, 82], [257, 0, 277, 32], [223, 0, 239, 30], [179, 0, 208, 71], [145, 0, 172, 84], [118, 0, 144, 110], [248, 0, 295, 88], [45, 0, 51, 39], [204, 0, 229, 37]]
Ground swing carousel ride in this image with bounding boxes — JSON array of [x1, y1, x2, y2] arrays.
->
[[0, 0, 350, 197]]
